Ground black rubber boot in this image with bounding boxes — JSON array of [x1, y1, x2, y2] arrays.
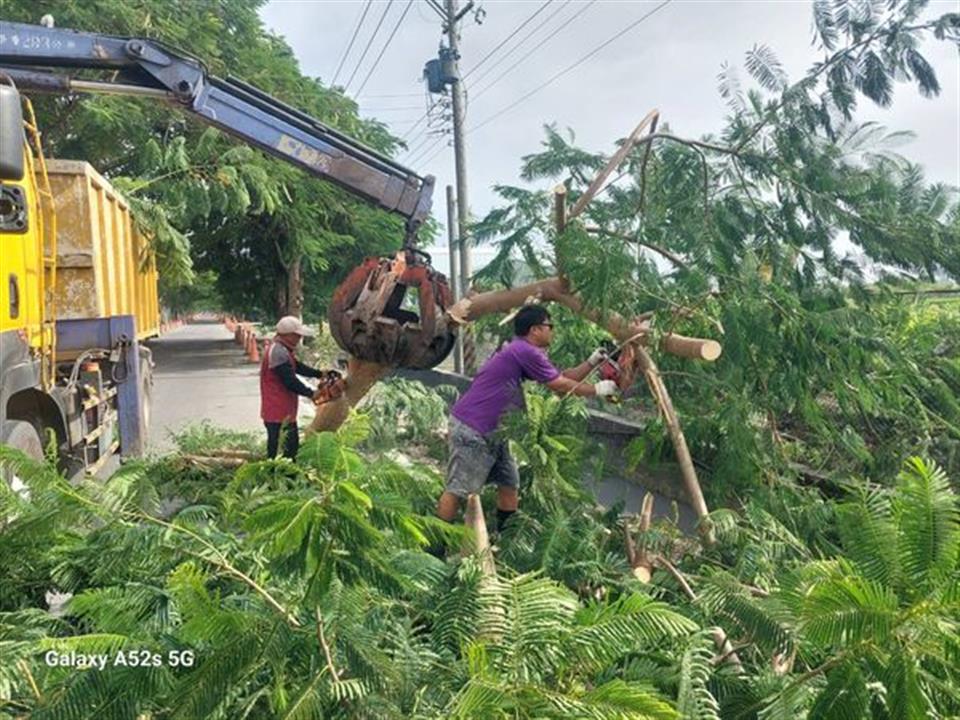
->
[[425, 543, 446, 560]]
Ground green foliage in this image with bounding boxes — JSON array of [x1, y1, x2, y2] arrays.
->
[[361, 378, 460, 455], [673, 457, 960, 717], [3, 419, 960, 718], [467, 0, 960, 496], [502, 387, 593, 513]]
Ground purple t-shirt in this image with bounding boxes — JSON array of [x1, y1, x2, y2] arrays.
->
[[452, 338, 561, 434]]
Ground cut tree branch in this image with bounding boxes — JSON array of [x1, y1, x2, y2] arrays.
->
[[653, 556, 743, 673], [636, 345, 714, 543], [446, 277, 721, 361], [568, 109, 660, 220], [584, 225, 690, 270]]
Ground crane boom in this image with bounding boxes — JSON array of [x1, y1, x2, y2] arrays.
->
[[0, 20, 434, 239]]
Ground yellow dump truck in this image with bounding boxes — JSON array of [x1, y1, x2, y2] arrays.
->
[[1, 85, 158, 477], [1, 17, 448, 481]]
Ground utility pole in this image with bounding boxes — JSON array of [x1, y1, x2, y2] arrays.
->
[[444, 0, 476, 374], [446, 184, 463, 373]]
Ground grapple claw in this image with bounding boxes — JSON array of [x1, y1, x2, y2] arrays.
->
[[328, 250, 458, 369]]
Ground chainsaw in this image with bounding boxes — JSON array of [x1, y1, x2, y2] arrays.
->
[[594, 341, 640, 402], [311, 370, 347, 406]]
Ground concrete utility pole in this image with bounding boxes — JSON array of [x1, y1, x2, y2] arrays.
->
[[444, 0, 476, 374], [445, 184, 463, 372]]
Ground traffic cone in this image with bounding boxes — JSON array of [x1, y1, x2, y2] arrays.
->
[[247, 331, 260, 363]]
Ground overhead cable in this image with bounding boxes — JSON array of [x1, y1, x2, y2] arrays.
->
[[471, 0, 597, 100], [401, 97, 444, 141], [331, 0, 373, 86], [354, 0, 416, 97], [462, 0, 555, 79], [470, 0, 674, 134], [342, 0, 396, 93], [466, 0, 573, 89]]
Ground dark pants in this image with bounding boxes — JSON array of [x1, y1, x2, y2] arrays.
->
[[265, 421, 299, 460]]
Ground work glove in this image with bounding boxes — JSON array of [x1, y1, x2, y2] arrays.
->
[[594, 380, 619, 397], [587, 347, 607, 367]]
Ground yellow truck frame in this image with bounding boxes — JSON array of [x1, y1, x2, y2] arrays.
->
[[1, 83, 157, 477]]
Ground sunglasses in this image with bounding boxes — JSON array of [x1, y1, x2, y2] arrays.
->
[[538, 322, 554, 329]]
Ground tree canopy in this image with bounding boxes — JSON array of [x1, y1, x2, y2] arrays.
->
[[467, 0, 960, 493]]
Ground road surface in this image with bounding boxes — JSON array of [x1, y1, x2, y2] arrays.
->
[[145, 321, 309, 454]]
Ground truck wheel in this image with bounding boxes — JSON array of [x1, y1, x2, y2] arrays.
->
[[1, 420, 44, 497]]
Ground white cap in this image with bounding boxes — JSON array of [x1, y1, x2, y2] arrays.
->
[[275, 316, 316, 337]]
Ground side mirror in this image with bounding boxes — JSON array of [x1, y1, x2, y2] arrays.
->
[[0, 85, 25, 182]]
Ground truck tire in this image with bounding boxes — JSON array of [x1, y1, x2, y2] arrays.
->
[[1, 420, 44, 497]]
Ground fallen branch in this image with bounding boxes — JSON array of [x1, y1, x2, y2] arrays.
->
[[446, 277, 721, 361], [653, 557, 743, 674], [179, 454, 247, 468], [462, 494, 496, 578], [626, 493, 655, 583], [583, 225, 690, 271], [636, 345, 714, 544], [568, 109, 660, 220]]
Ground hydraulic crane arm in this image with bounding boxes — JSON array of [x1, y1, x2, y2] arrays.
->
[[0, 20, 434, 240]]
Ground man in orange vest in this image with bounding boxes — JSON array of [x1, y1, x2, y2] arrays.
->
[[259, 316, 343, 459]]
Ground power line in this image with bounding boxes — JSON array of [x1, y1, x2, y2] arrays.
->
[[471, 0, 597, 101], [406, 129, 450, 165], [402, 116, 449, 162], [401, 132, 436, 159], [401, 98, 444, 141], [462, 0, 555, 79], [465, 0, 573, 89], [425, 0, 446, 20], [401, 103, 448, 146], [331, 0, 373, 86], [354, 0, 416, 97], [360, 105, 426, 112], [357, 92, 424, 99], [342, 0, 395, 93], [471, 0, 674, 134], [418, 137, 452, 166]]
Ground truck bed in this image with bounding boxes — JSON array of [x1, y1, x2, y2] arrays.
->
[[46, 159, 160, 342]]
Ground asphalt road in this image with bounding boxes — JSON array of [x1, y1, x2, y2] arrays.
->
[[144, 321, 313, 454]]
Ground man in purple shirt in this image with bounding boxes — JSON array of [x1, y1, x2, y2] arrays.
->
[[437, 304, 617, 535]]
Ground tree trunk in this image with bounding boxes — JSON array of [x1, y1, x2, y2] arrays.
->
[[307, 357, 391, 434], [275, 280, 288, 320], [287, 254, 304, 318]]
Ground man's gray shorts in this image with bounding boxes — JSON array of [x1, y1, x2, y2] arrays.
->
[[445, 417, 520, 498]]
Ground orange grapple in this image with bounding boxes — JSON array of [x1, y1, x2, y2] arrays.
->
[[328, 250, 457, 370]]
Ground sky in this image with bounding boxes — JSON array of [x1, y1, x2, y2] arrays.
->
[[259, 0, 960, 271]]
